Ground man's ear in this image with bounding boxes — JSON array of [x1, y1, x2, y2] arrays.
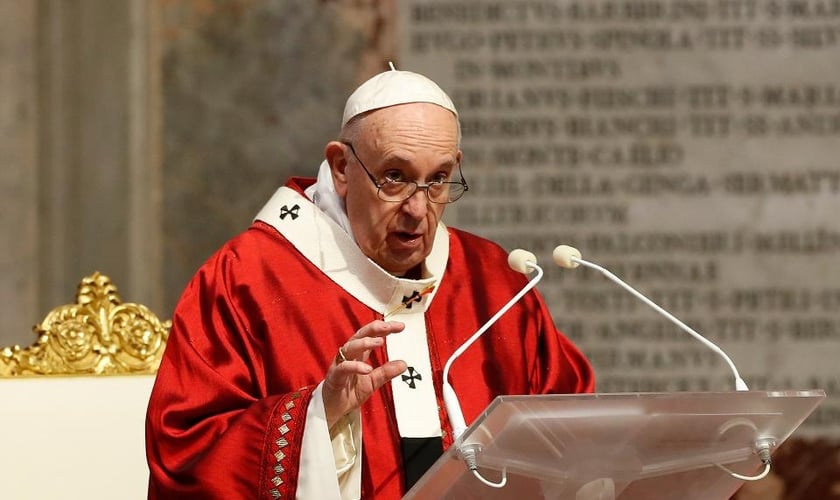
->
[[324, 141, 349, 197]]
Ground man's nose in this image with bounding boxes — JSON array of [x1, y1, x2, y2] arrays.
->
[[401, 189, 429, 218]]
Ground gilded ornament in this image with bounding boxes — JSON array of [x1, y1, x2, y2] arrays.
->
[[0, 272, 170, 376]]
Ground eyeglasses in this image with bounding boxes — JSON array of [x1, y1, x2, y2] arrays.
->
[[341, 141, 469, 204]]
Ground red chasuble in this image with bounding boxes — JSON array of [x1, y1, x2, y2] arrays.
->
[[146, 178, 594, 499]]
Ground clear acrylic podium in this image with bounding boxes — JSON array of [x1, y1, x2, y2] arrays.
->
[[404, 390, 825, 499]]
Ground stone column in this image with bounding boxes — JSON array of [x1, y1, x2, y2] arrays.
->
[[0, 1, 39, 346], [0, 1, 162, 347]]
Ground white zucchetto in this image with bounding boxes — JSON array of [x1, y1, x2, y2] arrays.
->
[[341, 67, 458, 127]]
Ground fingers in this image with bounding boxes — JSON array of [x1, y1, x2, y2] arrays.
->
[[336, 336, 384, 364], [352, 320, 405, 340], [376, 360, 408, 384], [335, 320, 404, 365], [322, 359, 407, 428], [327, 359, 373, 379], [327, 360, 407, 392], [322, 320, 408, 428]]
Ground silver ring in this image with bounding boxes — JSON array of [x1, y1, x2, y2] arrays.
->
[[337, 346, 348, 363]]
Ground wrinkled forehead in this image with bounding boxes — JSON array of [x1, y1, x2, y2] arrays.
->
[[355, 103, 460, 154]]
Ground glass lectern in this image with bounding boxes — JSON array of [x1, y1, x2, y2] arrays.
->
[[404, 390, 824, 499]]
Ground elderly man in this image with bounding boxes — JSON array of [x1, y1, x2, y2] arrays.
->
[[146, 69, 594, 499]]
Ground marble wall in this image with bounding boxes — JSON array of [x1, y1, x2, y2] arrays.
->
[[158, 0, 397, 310]]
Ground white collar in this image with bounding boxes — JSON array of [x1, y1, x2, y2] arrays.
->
[[254, 186, 449, 315], [303, 160, 354, 238]]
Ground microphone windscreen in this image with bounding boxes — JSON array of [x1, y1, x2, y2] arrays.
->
[[553, 245, 582, 269], [508, 249, 537, 274]]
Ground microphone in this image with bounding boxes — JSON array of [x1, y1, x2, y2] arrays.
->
[[442, 249, 543, 442], [552, 245, 750, 392], [507, 248, 540, 274]]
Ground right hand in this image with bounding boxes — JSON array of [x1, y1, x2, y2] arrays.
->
[[322, 320, 408, 428]]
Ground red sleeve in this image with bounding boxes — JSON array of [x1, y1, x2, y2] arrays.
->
[[145, 251, 314, 500]]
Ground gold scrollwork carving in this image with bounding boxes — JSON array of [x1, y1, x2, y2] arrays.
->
[[0, 272, 170, 376]]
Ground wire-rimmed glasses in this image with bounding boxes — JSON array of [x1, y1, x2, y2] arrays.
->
[[341, 141, 469, 204]]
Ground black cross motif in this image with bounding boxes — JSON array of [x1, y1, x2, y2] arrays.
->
[[401, 366, 422, 389], [279, 204, 300, 220], [401, 290, 422, 309]]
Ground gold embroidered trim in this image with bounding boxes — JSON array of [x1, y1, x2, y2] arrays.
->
[[385, 283, 436, 317]]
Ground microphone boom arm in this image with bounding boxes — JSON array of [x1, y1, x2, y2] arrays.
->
[[570, 255, 750, 392], [442, 260, 545, 441]]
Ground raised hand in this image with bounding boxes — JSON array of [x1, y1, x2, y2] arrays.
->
[[322, 320, 408, 428]]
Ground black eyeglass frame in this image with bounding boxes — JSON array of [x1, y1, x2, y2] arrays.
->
[[340, 141, 469, 204]]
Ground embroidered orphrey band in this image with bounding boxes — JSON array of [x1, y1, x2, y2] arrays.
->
[[268, 391, 303, 499]]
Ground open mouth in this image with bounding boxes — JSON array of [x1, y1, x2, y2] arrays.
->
[[394, 231, 421, 243]]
